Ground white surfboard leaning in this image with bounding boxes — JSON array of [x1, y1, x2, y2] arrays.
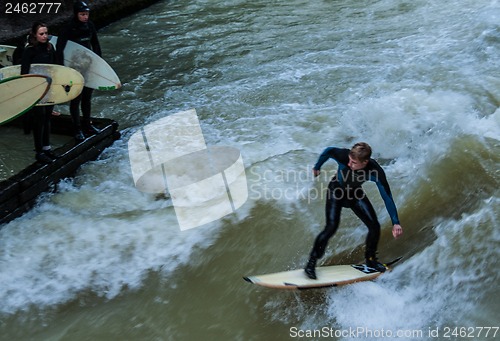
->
[[0, 45, 16, 66], [50, 36, 121, 91], [244, 257, 402, 290], [0, 75, 51, 124], [0, 64, 84, 106]]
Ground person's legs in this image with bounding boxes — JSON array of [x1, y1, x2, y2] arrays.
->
[[305, 182, 343, 279], [81, 87, 99, 135], [41, 105, 52, 148], [351, 197, 385, 272], [40, 106, 58, 160], [70, 94, 85, 141], [32, 107, 52, 163], [32, 107, 43, 154], [310, 200, 342, 259]]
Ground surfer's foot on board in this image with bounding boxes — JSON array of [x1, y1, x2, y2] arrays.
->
[[304, 257, 317, 279], [366, 257, 387, 273]]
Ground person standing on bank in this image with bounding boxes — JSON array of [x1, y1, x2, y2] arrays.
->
[[21, 22, 58, 164], [304, 142, 403, 279], [56, 1, 101, 142]]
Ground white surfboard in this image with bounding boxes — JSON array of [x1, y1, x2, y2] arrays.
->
[[0, 75, 51, 124], [0, 64, 84, 106], [50, 36, 121, 91], [244, 257, 402, 290], [0, 45, 16, 66]]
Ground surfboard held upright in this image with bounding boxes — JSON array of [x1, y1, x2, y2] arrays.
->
[[244, 257, 402, 290], [0, 64, 84, 106], [50, 36, 121, 90]]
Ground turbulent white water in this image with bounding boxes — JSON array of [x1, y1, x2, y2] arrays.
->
[[1, 0, 499, 339]]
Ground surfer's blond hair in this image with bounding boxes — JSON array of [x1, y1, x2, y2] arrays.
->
[[349, 142, 372, 162]]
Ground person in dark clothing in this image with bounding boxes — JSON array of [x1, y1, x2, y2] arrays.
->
[[12, 34, 33, 134], [21, 22, 58, 164], [56, 1, 101, 142], [12, 35, 28, 65], [304, 142, 403, 279]]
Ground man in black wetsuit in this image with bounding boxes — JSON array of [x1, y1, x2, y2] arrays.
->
[[56, 1, 101, 141], [304, 142, 403, 279]]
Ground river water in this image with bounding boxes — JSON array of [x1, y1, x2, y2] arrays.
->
[[1, 0, 499, 340]]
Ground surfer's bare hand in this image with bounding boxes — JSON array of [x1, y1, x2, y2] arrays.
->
[[313, 169, 320, 177], [392, 224, 403, 239]]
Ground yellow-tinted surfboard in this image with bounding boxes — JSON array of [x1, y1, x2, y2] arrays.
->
[[0, 64, 84, 106], [244, 257, 402, 290], [0, 75, 51, 124]]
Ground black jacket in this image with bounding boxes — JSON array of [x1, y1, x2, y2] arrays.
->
[[56, 17, 101, 64], [21, 42, 56, 74], [314, 147, 400, 225]]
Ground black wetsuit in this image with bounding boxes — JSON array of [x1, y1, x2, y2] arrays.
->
[[309, 147, 400, 260], [21, 42, 56, 154], [56, 17, 101, 133]]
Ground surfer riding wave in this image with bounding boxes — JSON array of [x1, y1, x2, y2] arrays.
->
[[305, 142, 403, 279]]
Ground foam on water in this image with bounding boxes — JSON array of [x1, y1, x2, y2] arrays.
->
[[232, 1, 500, 336], [0, 139, 220, 315], [333, 89, 500, 162], [323, 196, 499, 338]]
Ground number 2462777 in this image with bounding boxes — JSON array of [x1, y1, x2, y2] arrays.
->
[[5, 3, 62, 14]]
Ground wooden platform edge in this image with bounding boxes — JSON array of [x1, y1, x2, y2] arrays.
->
[[0, 114, 120, 227]]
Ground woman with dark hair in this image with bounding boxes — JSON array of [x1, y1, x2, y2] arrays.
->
[[21, 22, 58, 164], [56, 1, 102, 142]]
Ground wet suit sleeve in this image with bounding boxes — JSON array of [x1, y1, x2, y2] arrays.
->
[[90, 22, 102, 57], [55, 31, 69, 65], [313, 147, 346, 170], [371, 164, 400, 225], [20, 47, 33, 74]]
